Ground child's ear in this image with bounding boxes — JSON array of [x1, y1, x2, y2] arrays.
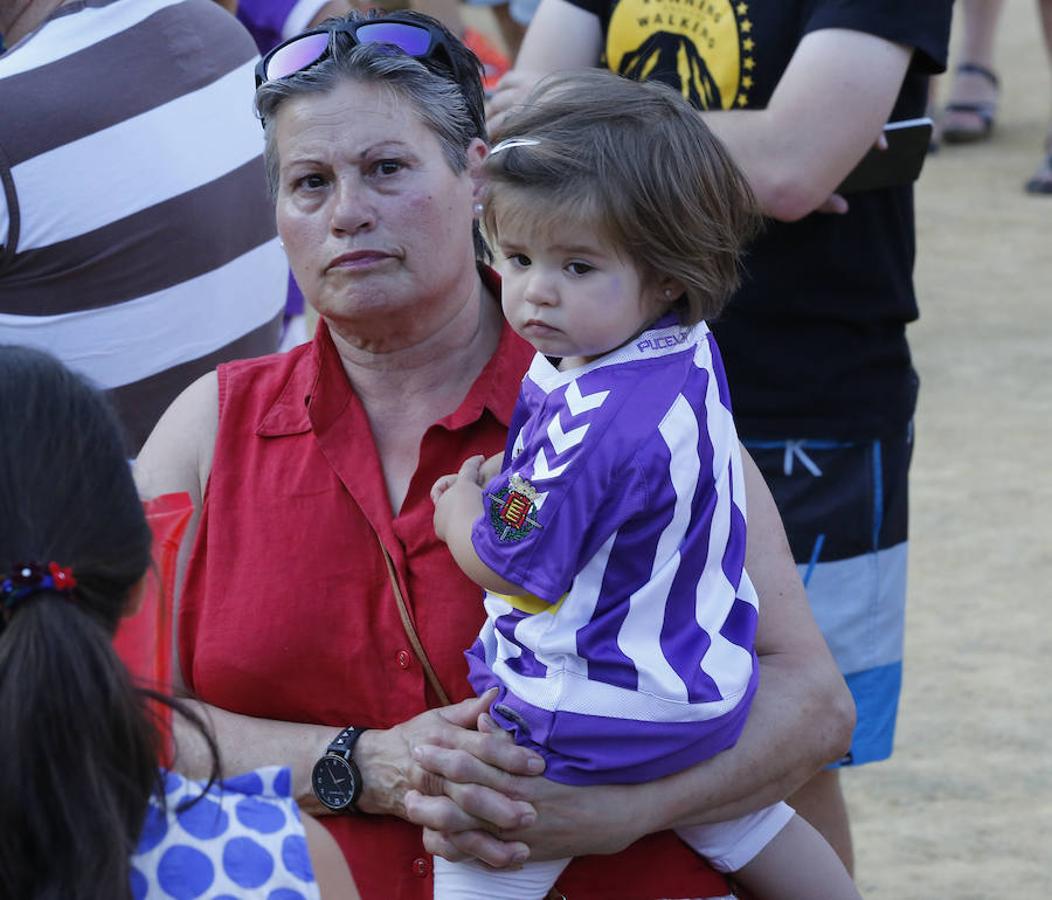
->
[[656, 275, 687, 305]]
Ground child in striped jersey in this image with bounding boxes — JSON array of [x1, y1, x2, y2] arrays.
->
[[431, 70, 859, 900]]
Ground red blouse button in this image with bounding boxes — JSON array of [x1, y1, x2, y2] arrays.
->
[[397, 650, 411, 669], [411, 857, 430, 878]]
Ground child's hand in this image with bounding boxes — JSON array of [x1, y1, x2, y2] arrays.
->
[[478, 452, 505, 485], [432, 456, 486, 543], [431, 455, 488, 506], [430, 473, 459, 506]]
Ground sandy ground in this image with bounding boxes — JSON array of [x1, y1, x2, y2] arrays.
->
[[840, 4, 1052, 897]]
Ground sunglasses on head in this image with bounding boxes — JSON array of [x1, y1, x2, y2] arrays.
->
[[254, 15, 456, 89]]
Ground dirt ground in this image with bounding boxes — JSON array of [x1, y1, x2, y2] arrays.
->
[[840, 4, 1052, 897]]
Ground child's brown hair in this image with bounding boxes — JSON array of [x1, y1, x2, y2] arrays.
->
[[484, 69, 761, 325]]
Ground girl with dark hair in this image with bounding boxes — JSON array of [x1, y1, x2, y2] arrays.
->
[[0, 346, 356, 900]]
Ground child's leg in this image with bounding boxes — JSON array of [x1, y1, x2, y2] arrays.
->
[[676, 804, 860, 900], [432, 854, 570, 899], [731, 813, 861, 900]]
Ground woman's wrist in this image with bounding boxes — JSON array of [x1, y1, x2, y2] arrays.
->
[[353, 727, 410, 818]]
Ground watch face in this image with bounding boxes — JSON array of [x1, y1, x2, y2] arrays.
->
[[312, 755, 358, 811]]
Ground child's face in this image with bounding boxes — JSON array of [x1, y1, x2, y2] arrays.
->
[[495, 216, 666, 367]]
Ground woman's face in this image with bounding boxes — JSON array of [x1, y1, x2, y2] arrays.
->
[[273, 79, 485, 342]]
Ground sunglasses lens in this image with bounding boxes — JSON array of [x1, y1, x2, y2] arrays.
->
[[354, 22, 432, 56], [265, 32, 331, 81]]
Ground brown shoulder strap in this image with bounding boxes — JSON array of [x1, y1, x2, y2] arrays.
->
[[378, 538, 452, 707]]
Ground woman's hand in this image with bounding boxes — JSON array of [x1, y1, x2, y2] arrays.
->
[[404, 714, 654, 867], [355, 691, 543, 828]]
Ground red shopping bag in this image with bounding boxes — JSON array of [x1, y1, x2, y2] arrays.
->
[[113, 492, 193, 763]]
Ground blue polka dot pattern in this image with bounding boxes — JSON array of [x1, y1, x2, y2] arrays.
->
[[223, 836, 275, 888], [137, 803, 169, 854], [281, 834, 313, 883], [130, 866, 148, 900], [236, 795, 287, 834], [223, 770, 265, 795], [175, 795, 229, 841], [131, 767, 319, 899], [274, 767, 291, 798], [157, 845, 214, 898]]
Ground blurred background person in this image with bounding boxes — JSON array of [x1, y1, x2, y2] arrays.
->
[[460, 0, 534, 59], [0, 0, 286, 454], [933, 0, 1052, 193], [937, 0, 1004, 146], [235, 0, 356, 52]]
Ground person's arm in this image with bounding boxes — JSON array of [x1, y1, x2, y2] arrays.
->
[[485, 0, 602, 130], [301, 812, 361, 899], [403, 445, 854, 866], [494, 3, 912, 222], [135, 372, 218, 627], [432, 455, 531, 596], [135, 376, 330, 805], [696, 29, 911, 221], [135, 386, 543, 821]]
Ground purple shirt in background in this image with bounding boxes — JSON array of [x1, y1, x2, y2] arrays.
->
[[237, 0, 324, 54]]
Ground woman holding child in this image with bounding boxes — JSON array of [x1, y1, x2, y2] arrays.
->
[[136, 11, 854, 898]]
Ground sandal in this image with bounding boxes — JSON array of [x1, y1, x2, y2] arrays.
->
[[1025, 146, 1052, 195], [941, 63, 1000, 145]]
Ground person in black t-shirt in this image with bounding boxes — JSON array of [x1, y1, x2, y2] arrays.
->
[[488, 0, 951, 875]]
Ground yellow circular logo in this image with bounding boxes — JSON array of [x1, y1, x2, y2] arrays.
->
[[606, 0, 754, 110]]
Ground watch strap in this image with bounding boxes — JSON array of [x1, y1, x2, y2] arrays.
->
[[326, 724, 369, 763]]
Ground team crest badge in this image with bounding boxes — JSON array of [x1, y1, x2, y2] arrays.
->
[[489, 474, 543, 542]]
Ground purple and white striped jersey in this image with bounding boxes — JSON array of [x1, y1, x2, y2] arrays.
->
[[467, 316, 760, 785]]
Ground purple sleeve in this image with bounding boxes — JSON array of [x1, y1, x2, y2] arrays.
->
[[471, 418, 645, 603]]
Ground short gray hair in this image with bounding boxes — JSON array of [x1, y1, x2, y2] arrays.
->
[[255, 41, 483, 199]]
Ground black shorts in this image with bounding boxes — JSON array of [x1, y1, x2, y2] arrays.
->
[[744, 428, 913, 766]]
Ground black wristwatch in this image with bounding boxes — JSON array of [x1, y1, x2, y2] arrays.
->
[[311, 725, 369, 813]]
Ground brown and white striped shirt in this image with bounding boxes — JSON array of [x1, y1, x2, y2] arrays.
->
[[0, 0, 286, 452]]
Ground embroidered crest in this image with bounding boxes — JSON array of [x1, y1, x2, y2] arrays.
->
[[489, 474, 543, 542]]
